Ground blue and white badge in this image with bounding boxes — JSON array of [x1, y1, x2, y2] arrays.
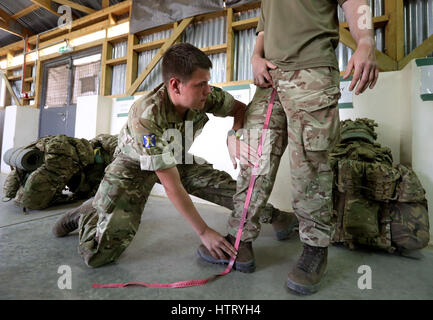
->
[[143, 134, 156, 148]]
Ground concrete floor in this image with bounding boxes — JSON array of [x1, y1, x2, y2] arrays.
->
[[0, 173, 432, 300]]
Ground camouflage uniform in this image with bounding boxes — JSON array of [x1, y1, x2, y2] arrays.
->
[[78, 83, 283, 268], [228, 67, 341, 247], [3, 134, 118, 211]]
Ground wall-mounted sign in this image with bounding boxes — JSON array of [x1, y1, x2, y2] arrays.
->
[[339, 76, 353, 109], [416, 58, 433, 102]]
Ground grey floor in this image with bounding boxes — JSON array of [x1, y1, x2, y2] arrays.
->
[[0, 173, 432, 300]]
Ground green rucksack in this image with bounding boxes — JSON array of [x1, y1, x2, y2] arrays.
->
[[330, 118, 430, 255]]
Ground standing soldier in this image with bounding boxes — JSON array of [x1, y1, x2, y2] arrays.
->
[[198, 0, 379, 295]]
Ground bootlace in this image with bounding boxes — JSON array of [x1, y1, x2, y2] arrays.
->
[[297, 244, 324, 274]]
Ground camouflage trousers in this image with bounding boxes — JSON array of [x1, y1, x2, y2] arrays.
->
[[228, 67, 341, 247], [77, 154, 280, 268]]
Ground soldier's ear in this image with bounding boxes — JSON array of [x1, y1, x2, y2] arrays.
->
[[169, 77, 181, 94]]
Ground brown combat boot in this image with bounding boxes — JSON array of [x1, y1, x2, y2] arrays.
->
[[52, 198, 95, 237], [271, 210, 299, 241], [197, 234, 256, 273], [52, 207, 81, 237], [286, 243, 328, 295]]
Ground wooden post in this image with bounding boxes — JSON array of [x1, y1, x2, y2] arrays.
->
[[384, 0, 404, 62], [125, 33, 138, 93], [34, 59, 42, 108], [100, 40, 113, 96]]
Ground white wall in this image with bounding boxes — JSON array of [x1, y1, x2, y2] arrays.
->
[[339, 70, 408, 165], [1, 106, 40, 174], [75, 95, 113, 140], [0, 75, 5, 107], [409, 60, 433, 244]]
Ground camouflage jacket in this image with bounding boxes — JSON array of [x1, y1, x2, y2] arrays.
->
[[117, 83, 235, 171]]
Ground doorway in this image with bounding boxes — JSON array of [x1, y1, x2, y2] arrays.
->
[[39, 47, 101, 138]]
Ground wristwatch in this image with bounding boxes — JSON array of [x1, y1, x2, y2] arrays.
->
[[227, 129, 242, 139]]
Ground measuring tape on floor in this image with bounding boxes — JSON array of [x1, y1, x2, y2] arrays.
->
[[92, 87, 277, 289]]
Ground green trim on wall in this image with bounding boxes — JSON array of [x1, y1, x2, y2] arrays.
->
[[117, 113, 129, 117], [338, 102, 354, 109], [420, 94, 433, 101], [222, 84, 251, 91], [340, 75, 353, 82], [416, 58, 433, 67], [116, 96, 135, 101]]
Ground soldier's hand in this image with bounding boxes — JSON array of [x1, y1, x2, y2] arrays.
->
[[199, 227, 237, 260], [227, 136, 259, 169], [252, 56, 277, 88], [343, 37, 379, 95]]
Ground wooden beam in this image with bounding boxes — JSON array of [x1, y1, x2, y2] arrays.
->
[[100, 40, 113, 96], [340, 15, 389, 30], [232, 16, 258, 31], [11, 4, 40, 20], [226, 8, 235, 82], [339, 25, 357, 49], [384, 0, 404, 61], [0, 70, 22, 106], [34, 59, 43, 108], [339, 26, 397, 71], [201, 43, 227, 55], [106, 57, 127, 66], [173, 22, 182, 44], [125, 33, 138, 92], [30, 0, 61, 17], [126, 17, 194, 96], [102, 0, 110, 9], [399, 34, 433, 70], [52, 0, 96, 14], [0, 8, 33, 38], [134, 39, 167, 52]]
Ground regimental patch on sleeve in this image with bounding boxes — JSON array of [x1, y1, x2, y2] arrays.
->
[[143, 134, 156, 148]]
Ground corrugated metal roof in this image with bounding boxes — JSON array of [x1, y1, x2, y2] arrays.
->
[[0, 0, 125, 49], [0, 29, 21, 48]]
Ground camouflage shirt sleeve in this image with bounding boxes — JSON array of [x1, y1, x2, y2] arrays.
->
[[203, 86, 235, 117], [129, 110, 177, 172]]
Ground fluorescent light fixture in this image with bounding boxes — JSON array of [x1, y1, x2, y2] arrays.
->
[[107, 22, 129, 38], [70, 30, 106, 47]]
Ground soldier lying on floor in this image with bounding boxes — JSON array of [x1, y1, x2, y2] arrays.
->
[[3, 134, 118, 211]]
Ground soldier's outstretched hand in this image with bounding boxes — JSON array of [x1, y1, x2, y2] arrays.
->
[[199, 226, 237, 260]]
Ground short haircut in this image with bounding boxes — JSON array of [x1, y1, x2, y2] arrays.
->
[[162, 43, 212, 85]]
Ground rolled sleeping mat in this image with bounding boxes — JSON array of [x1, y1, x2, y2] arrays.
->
[[3, 147, 44, 172]]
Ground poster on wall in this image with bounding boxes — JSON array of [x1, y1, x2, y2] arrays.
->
[[339, 76, 354, 109], [416, 58, 433, 101]]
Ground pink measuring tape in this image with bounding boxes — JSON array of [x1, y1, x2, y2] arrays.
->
[[92, 88, 278, 289]]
